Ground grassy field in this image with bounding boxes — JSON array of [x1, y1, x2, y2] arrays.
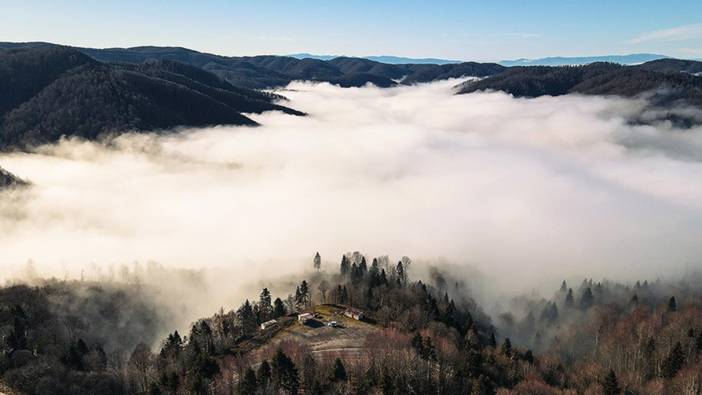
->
[[256, 304, 380, 360]]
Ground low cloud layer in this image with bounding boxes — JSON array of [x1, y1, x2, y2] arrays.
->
[[1, 80, 702, 293]]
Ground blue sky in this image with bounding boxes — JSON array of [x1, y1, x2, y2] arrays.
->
[[1, 0, 701, 61]]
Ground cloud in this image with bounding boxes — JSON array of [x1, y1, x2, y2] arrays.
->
[[1, 80, 702, 296], [629, 23, 702, 44]]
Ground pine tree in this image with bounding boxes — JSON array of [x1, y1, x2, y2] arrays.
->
[[602, 369, 621, 395], [259, 288, 272, 321], [359, 257, 367, 275], [238, 300, 256, 335], [668, 296, 678, 312], [396, 261, 407, 286], [239, 367, 258, 395], [560, 280, 567, 292], [489, 332, 497, 348], [273, 297, 287, 318], [272, 348, 299, 394], [565, 288, 575, 308], [257, 360, 272, 385], [6, 305, 27, 351], [629, 294, 639, 306], [501, 338, 513, 357], [380, 269, 388, 286], [340, 255, 350, 275], [300, 280, 310, 308], [580, 287, 594, 310], [313, 252, 321, 271], [661, 341, 685, 378], [332, 358, 347, 382], [524, 350, 534, 364]]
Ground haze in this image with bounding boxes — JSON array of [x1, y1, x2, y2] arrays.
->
[[1, 80, 702, 291]]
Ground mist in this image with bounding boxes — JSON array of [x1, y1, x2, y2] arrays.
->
[[1, 79, 702, 297]]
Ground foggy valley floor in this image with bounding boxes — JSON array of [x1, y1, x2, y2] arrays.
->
[[1, 80, 702, 394]]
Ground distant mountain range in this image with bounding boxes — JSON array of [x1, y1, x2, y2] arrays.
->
[[499, 53, 669, 67], [290, 53, 462, 65]]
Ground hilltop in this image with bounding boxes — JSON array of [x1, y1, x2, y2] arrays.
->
[[3, 253, 702, 394]]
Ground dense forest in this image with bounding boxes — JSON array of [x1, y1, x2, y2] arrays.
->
[[2, 43, 701, 150], [2, 253, 701, 394], [0, 46, 302, 150], [0, 42, 507, 90], [458, 61, 702, 126]]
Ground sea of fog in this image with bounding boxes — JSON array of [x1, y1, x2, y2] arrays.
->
[[1, 79, 702, 294]]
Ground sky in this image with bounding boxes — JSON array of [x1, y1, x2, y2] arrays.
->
[[1, 0, 701, 61]]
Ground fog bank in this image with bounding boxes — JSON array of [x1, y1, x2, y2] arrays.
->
[[1, 79, 702, 293]]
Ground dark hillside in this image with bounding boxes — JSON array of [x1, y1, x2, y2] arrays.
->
[[0, 47, 302, 150]]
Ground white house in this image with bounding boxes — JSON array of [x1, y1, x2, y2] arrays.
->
[[260, 319, 278, 330]]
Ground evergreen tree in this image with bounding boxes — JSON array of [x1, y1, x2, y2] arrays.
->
[[359, 257, 368, 275], [396, 261, 407, 286], [238, 300, 256, 335], [564, 288, 575, 308], [489, 332, 497, 348], [332, 358, 347, 382], [340, 255, 350, 275], [273, 297, 287, 318], [239, 367, 258, 395], [602, 369, 621, 395], [501, 338, 513, 357], [257, 360, 272, 385], [661, 341, 685, 378], [560, 280, 568, 292], [313, 252, 321, 271], [259, 288, 272, 321], [630, 294, 639, 306], [668, 296, 678, 312], [272, 348, 299, 394], [379, 269, 388, 286], [299, 280, 310, 308], [6, 304, 27, 351], [580, 288, 594, 310]]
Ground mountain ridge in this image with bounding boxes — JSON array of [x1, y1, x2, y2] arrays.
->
[[499, 53, 669, 66]]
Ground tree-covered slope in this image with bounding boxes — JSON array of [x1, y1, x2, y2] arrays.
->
[[0, 43, 508, 89], [0, 47, 302, 150], [457, 61, 702, 126]]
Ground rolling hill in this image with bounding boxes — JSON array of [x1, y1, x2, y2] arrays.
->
[[0, 46, 302, 150], [457, 60, 702, 125], [0, 42, 506, 89]]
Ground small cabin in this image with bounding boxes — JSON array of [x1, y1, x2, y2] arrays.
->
[[260, 319, 278, 330], [298, 313, 314, 323], [344, 308, 364, 320]]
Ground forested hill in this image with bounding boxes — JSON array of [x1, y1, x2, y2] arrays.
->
[[2, 254, 702, 394], [0, 46, 302, 150], [0, 42, 507, 89], [457, 61, 702, 123]]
